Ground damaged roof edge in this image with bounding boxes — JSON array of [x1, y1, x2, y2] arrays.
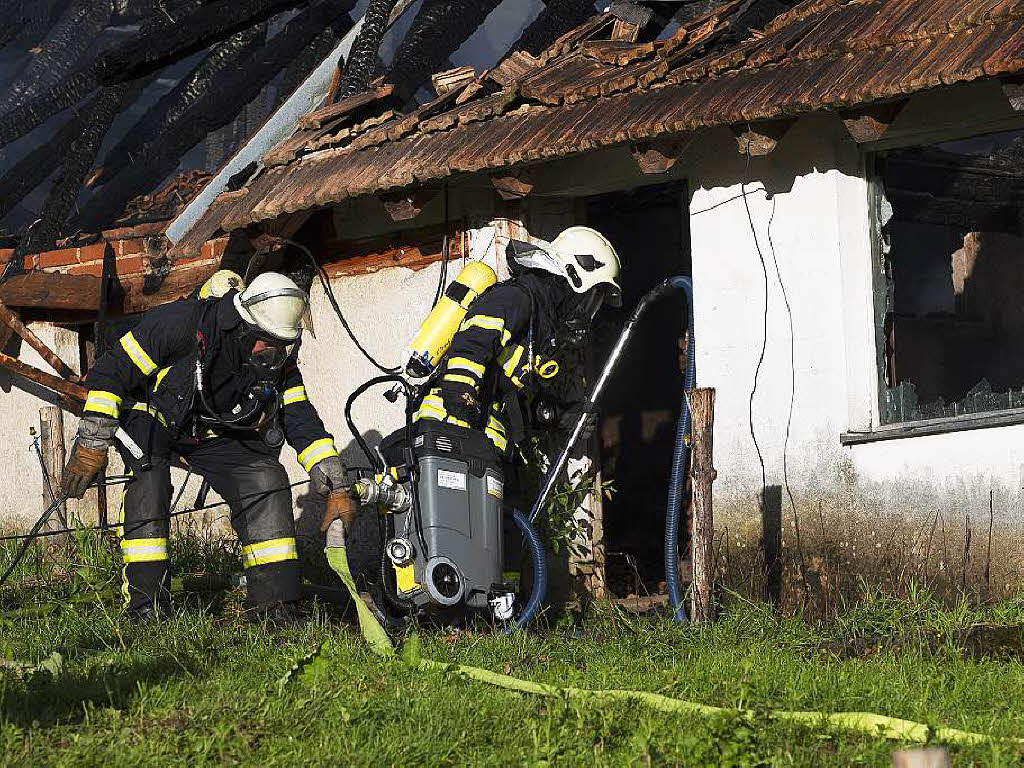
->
[[165, 0, 420, 247]]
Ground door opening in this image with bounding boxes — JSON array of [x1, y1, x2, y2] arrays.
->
[[585, 181, 691, 598]]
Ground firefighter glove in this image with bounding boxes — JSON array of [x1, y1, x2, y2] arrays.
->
[[320, 490, 358, 534], [61, 415, 118, 498], [62, 445, 109, 499], [310, 454, 347, 497]]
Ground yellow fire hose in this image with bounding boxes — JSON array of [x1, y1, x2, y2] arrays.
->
[[323, 523, 1008, 747]]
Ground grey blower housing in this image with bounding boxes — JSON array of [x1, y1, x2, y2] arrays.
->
[[370, 420, 512, 619]]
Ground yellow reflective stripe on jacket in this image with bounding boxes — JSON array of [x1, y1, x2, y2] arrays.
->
[[297, 438, 338, 472], [242, 537, 298, 568], [486, 415, 507, 436], [282, 385, 308, 405], [130, 402, 168, 427], [460, 315, 512, 345], [120, 537, 169, 563], [84, 390, 122, 418], [414, 393, 450, 422], [414, 392, 470, 427], [499, 344, 524, 378], [447, 356, 485, 377], [442, 373, 478, 389], [498, 344, 526, 388], [120, 331, 157, 376], [154, 366, 171, 390], [484, 425, 508, 452]]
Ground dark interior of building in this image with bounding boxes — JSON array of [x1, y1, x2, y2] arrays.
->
[[585, 181, 690, 594], [880, 129, 1024, 424]]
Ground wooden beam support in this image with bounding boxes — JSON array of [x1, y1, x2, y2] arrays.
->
[[841, 100, 907, 143], [689, 387, 716, 624], [1001, 76, 1024, 112], [0, 272, 104, 312], [489, 169, 537, 200], [630, 135, 690, 175], [0, 351, 87, 402], [379, 187, 437, 222], [0, 300, 80, 381], [732, 120, 793, 156]]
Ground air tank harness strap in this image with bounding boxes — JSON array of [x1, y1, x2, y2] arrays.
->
[[320, 527, 996, 747]]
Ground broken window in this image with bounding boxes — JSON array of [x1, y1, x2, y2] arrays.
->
[[877, 129, 1024, 424]]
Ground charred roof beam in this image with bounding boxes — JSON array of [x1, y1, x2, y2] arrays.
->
[[72, 0, 357, 234], [97, 0, 309, 85], [385, 0, 505, 106]]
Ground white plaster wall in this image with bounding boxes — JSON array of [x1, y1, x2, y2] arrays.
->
[[0, 324, 87, 527], [688, 117, 1024, 531]]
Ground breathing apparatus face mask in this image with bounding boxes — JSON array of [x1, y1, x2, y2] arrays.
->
[[239, 327, 296, 384], [560, 287, 607, 346]]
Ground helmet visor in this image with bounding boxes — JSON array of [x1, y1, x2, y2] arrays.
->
[[506, 239, 568, 279]]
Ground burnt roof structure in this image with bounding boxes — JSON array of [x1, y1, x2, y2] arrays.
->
[[174, 0, 1024, 256]]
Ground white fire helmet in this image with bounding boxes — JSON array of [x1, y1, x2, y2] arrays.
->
[[233, 272, 309, 342], [509, 227, 622, 307]]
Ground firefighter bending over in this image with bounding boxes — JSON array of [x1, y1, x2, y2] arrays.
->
[[415, 226, 622, 456], [61, 272, 351, 622]]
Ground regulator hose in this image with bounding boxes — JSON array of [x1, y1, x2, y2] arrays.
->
[[511, 508, 546, 631], [663, 276, 696, 623]]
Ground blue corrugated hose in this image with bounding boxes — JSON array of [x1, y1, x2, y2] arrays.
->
[[511, 508, 546, 631], [663, 276, 695, 622]]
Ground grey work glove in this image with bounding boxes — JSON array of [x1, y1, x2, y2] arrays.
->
[[78, 413, 119, 450], [309, 454, 347, 497], [61, 415, 118, 499]]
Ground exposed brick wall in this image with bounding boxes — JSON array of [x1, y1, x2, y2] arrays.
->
[[3, 234, 229, 285]]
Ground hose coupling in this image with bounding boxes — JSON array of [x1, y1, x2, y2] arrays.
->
[[352, 477, 411, 513]]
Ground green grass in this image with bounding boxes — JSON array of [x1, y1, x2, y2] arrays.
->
[[2, 578, 1024, 767]]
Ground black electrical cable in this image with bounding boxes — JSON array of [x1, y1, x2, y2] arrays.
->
[[282, 238, 400, 375], [342, 373, 430, 560], [431, 182, 450, 310], [740, 138, 770, 499], [0, 480, 311, 545], [765, 195, 807, 593]]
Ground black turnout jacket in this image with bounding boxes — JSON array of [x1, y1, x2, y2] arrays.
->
[[414, 273, 571, 454], [83, 293, 339, 473]]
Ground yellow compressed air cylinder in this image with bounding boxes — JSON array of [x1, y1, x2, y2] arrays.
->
[[404, 261, 497, 378]]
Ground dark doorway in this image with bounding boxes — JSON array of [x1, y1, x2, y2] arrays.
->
[[585, 181, 691, 596]]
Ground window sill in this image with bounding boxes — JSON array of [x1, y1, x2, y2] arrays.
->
[[841, 406, 1024, 445]]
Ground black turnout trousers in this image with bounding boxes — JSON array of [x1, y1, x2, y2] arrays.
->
[[117, 410, 300, 612]]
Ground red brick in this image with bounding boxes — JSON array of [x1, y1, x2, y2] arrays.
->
[[119, 238, 145, 255], [101, 222, 165, 240], [37, 247, 79, 269], [67, 263, 104, 277], [78, 242, 107, 263], [200, 238, 228, 261], [115, 256, 146, 277]]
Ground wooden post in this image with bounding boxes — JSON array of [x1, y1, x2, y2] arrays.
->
[[39, 406, 69, 537], [690, 387, 716, 623], [892, 748, 950, 768]]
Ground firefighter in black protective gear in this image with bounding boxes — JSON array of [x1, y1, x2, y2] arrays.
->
[[414, 226, 622, 456], [61, 271, 350, 622]]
